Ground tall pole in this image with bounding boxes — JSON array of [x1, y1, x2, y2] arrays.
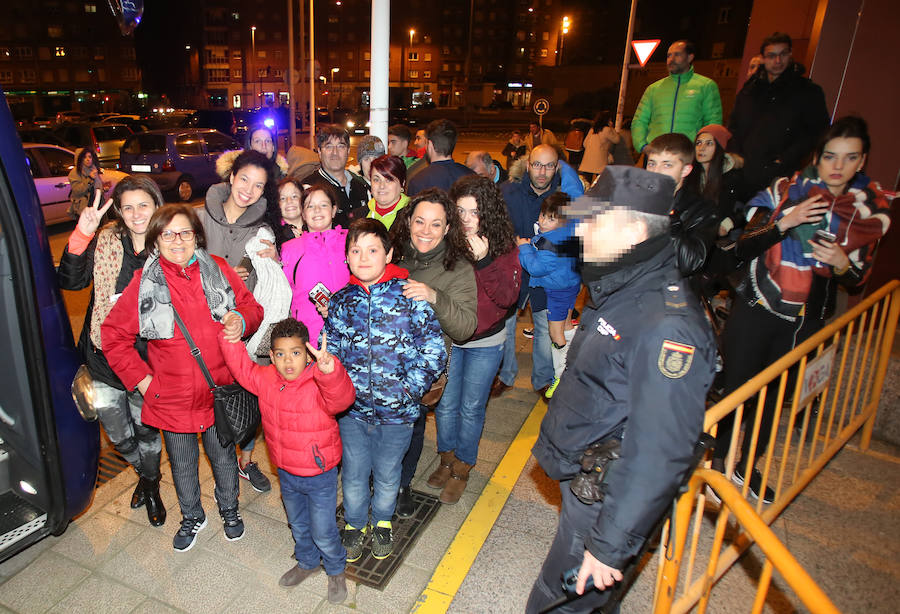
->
[[369, 0, 389, 145], [308, 0, 316, 147], [615, 0, 638, 131], [251, 26, 257, 107], [462, 0, 474, 121], [287, 0, 296, 148]]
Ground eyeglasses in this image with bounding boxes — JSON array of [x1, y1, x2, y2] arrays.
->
[[159, 229, 195, 242], [530, 161, 558, 171], [457, 207, 479, 218]]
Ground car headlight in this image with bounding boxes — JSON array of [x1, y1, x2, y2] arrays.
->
[[346, 120, 355, 128]]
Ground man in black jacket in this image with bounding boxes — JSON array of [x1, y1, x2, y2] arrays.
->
[[526, 166, 716, 613], [299, 124, 369, 227], [728, 32, 829, 200]]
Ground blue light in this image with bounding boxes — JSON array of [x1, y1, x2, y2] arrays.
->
[[264, 117, 275, 128]]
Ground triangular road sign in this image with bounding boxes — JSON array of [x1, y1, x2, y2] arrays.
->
[[632, 39, 661, 67]]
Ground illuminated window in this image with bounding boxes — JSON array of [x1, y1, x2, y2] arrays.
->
[[84, 3, 97, 13], [55, 46, 66, 57]]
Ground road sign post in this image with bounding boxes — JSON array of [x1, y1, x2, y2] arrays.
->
[[533, 97, 550, 130]]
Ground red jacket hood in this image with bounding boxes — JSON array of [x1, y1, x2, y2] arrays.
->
[[348, 262, 409, 292]]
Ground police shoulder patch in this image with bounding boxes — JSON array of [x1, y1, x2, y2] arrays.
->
[[658, 339, 695, 379]]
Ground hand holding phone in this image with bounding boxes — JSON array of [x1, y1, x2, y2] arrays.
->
[[309, 282, 331, 310], [814, 229, 836, 245]]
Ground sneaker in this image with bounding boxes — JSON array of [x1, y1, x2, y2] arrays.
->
[[371, 521, 393, 560], [545, 377, 560, 399], [732, 467, 775, 504], [173, 515, 207, 552], [522, 328, 534, 339], [342, 524, 367, 562], [220, 507, 245, 541], [327, 573, 348, 603], [239, 461, 272, 492]]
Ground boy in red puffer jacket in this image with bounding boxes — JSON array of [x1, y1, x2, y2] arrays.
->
[[219, 318, 355, 603]]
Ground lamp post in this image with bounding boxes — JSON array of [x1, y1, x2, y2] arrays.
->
[[251, 26, 257, 106], [320, 74, 327, 109], [558, 16, 570, 66], [331, 67, 340, 108], [408, 29, 415, 103]]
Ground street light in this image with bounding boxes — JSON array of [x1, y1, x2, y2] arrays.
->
[[331, 67, 340, 107], [558, 16, 570, 66], [251, 26, 257, 106]]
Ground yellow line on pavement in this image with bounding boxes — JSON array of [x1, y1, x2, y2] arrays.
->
[[411, 398, 548, 613]]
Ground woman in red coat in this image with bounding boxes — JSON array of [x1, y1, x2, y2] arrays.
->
[[102, 204, 263, 552]]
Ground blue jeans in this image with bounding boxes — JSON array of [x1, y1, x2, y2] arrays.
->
[[279, 467, 346, 576], [499, 309, 554, 390], [339, 416, 414, 528], [435, 343, 504, 465]]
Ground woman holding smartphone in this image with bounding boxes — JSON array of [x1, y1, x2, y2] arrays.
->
[[280, 181, 350, 346]]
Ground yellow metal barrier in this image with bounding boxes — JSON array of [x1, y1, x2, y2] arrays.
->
[[652, 280, 900, 613]]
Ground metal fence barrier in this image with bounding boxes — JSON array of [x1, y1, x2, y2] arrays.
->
[[652, 280, 900, 614]]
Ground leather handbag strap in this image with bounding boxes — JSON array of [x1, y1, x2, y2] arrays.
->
[[173, 308, 216, 390]]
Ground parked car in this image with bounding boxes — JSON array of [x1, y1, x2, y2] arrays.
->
[[17, 128, 70, 148], [344, 107, 418, 135], [102, 115, 152, 133], [31, 116, 54, 129], [0, 88, 101, 563], [53, 123, 133, 168], [186, 109, 238, 138], [21, 143, 127, 225], [119, 128, 241, 201], [55, 110, 86, 125]]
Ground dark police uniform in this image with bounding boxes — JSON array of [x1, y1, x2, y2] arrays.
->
[[526, 241, 716, 613]]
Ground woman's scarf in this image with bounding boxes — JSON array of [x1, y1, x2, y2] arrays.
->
[[244, 227, 292, 357], [89, 226, 125, 348], [747, 169, 891, 320], [137, 248, 235, 339]]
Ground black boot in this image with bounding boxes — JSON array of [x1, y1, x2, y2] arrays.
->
[[396, 486, 415, 519], [142, 475, 167, 527], [130, 479, 145, 509]]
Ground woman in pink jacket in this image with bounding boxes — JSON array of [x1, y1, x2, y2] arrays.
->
[[280, 181, 350, 345]]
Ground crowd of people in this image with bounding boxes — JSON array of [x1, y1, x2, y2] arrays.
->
[[62, 31, 890, 611]]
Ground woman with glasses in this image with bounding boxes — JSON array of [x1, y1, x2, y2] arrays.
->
[[102, 204, 264, 552]]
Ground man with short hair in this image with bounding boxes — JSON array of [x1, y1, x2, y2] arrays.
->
[[631, 40, 723, 154], [525, 166, 716, 613], [406, 119, 475, 196], [299, 124, 368, 227], [387, 124, 418, 168], [525, 121, 557, 152], [492, 144, 563, 398], [413, 128, 427, 157], [465, 150, 507, 184], [728, 32, 829, 199]]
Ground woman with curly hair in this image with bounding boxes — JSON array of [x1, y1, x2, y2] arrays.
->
[[425, 176, 521, 503], [390, 188, 478, 515]]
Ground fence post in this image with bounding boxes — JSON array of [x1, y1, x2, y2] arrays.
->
[[652, 474, 700, 613], [860, 287, 900, 451]]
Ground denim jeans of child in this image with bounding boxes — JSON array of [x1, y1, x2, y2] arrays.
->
[[498, 309, 554, 390], [339, 416, 414, 528], [278, 466, 346, 576]]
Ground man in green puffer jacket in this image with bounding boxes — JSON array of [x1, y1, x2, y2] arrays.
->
[[632, 40, 722, 153]]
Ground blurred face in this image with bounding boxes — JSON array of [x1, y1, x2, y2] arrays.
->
[[279, 182, 303, 224], [269, 336, 308, 382], [646, 151, 691, 192], [762, 43, 792, 81], [118, 189, 156, 237], [747, 54, 763, 79], [249, 129, 275, 158], [360, 156, 375, 181], [302, 188, 336, 232], [529, 123, 540, 136], [410, 200, 449, 254], [456, 195, 480, 237], [466, 154, 492, 178], [82, 152, 94, 169], [387, 135, 408, 157], [371, 169, 402, 208], [511, 132, 522, 144], [413, 130, 427, 150], [229, 164, 267, 208], [576, 208, 642, 263], [156, 213, 196, 266], [528, 147, 559, 194], [816, 137, 866, 196], [666, 42, 693, 75], [319, 136, 350, 176], [347, 232, 392, 288], [538, 212, 563, 234], [695, 133, 717, 166]]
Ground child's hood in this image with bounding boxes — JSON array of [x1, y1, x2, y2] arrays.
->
[[348, 263, 409, 292]]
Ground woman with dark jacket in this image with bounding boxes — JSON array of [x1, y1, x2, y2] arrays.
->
[[689, 124, 744, 235], [58, 175, 166, 526], [67, 148, 104, 219], [102, 204, 264, 552], [426, 176, 521, 504], [391, 188, 478, 515]]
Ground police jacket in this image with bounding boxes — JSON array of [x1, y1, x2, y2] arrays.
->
[[532, 242, 715, 569]]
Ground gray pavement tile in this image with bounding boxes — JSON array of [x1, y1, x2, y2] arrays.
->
[[128, 599, 186, 614], [46, 573, 145, 614], [495, 496, 560, 539], [510, 457, 561, 507], [0, 533, 58, 581], [352, 564, 431, 614], [199, 509, 294, 580], [0, 551, 91, 613], [483, 403, 532, 438], [49, 510, 144, 568], [403, 491, 480, 571], [102, 477, 180, 525], [224, 572, 326, 612], [153, 550, 248, 612], [243, 483, 290, 524]]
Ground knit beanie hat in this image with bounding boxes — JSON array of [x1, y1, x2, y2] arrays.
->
[[357, 135, 386, 161], [697, 124, 732, 150]]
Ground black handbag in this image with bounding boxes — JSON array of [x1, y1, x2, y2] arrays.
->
[[173, 309, 260, 448]]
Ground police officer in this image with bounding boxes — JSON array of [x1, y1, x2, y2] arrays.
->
[[526, 166, 716, 613]]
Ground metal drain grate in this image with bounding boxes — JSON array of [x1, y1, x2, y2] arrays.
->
[[96, 449, 130, 486], [337, 489, 441, 590]]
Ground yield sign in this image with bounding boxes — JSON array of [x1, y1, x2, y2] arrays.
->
[[632, 39, 661, 67]]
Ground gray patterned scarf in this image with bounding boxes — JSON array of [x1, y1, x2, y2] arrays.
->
[[138, 248, 235, 340]]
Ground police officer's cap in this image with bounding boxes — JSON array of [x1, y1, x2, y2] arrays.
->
[[564, 166, 674, 218]]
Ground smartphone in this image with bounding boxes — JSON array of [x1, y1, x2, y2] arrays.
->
[[309, 282, 331, 309], [814, 229, 836, 245]]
